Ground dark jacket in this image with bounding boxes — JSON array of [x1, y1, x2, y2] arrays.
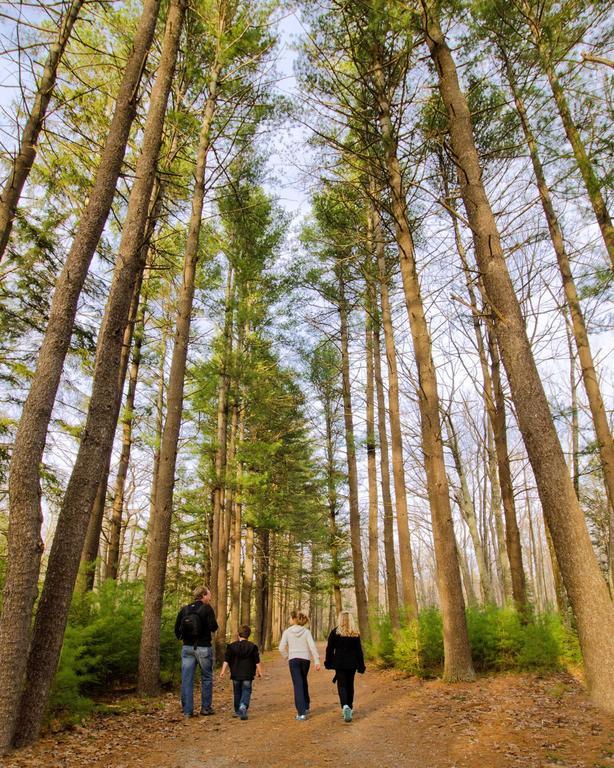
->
[[224, 639, 260, 681], [174, 601, 218, 647], [324, 628, 366, 673]]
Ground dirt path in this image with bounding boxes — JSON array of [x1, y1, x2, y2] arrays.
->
[[4, 646, 614, 768]]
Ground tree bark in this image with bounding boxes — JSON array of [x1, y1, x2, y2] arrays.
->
[[503, 53, 614, 519], [138, 54, 219, 695], [0, 0, 162, 752], [372, 201, 419, 619], [364, 248, 380, 629], [211, 267, 235, 615], [13, 3, 185, 743], [374, 49, 474, 680], [240, 524, 254, 626], [0, 0, 85, 264], [423, 2, 614, 711], [337, 264, 370, 640], [372, 289, 401, 630], [441, 155, 527, 610]]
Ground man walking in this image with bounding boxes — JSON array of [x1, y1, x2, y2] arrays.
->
[[175, 586, 218, 718]]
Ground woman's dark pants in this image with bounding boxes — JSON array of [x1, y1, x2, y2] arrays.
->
[[288, 658, 311, 715], [335, 668, 356, 708]]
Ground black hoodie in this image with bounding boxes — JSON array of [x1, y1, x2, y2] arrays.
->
[[224, 639, 260, 680]]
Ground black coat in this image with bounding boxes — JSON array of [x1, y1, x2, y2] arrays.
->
[[324, 628, 366, 673], [174, 601, 218, 647]]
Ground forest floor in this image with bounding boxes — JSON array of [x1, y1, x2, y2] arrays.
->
[[3, 646, 614, 768]]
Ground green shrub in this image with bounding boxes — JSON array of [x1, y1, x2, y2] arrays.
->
[[371, 605, 581, 678], [48, 580, 181, 725], [393, 608, 444, 678], [365, 613, 395, 667]]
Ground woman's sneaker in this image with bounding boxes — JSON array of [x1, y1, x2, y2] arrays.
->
[[295, 714, 308, 721], [343, 705, 353, 722], [239, 704, 248, 721]]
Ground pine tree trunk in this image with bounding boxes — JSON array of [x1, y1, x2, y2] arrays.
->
[[324, 392, 343, 616], [423, 2, 614, 711], [441, 158, 527, 610], [372, 291, 401, 631], [137, 53, 219, 695], [0, 1, 162, 751], [364, 250, 380, 628], [254, 529, 269, 649], [487, 426, 513, 603], [211, 267, 235, 613], [517, 0, 614, 265], [504, 54, 614, 517], [337, 264, 370, 640], [372, 202, 419, 619], [374, 51, 474, 680], [105, 290, 147, 581], [12, 3, 185, 743], [0, 0, 85, 264], [241, 525, 254, 626]]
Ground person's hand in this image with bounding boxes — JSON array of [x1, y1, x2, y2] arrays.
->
[[256, 669, 263, 678], [315, 663, 321, 671], [219, 670, 225, 679]]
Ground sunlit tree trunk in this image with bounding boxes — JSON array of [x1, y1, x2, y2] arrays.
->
[[374, 49, 474, 680], [138, 54, 219, 695], [503, 53, 614, 519], [423, 2, 614, 710], [241, 524, 254, 626], [372, 198, 419, 620], [372, 287, 401, 631], [337, 263, 369, 640], [0, 1, 162, 751]]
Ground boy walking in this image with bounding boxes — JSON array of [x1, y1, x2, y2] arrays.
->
[[219, 625, 262, 720]]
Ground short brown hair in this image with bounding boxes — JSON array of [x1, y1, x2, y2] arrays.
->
[[238, 624, 251, 639], [192, 585, 210, 601], [291, 610, 309, 626]]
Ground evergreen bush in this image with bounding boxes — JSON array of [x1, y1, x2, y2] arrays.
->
[[372, 605, 581, 678], [48, 580, 181, 724]]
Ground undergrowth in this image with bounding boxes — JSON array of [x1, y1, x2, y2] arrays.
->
[[366, 605, 581, 678], [47, 580, 180, 726]]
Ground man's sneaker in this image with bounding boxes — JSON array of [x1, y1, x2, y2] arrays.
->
[[232, 711, 239, 718], [295, 714, 308, 721], [239, 704, 248, 721], [199, 707, 215, 716], [343, 705, 353, 723], [183, 713, 193, 720]]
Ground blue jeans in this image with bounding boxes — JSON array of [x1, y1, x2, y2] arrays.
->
[[232, 679, 253, 712], [181, 645, 213, 715], [288, 658, 310, 715]]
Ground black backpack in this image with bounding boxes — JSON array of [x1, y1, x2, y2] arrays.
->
[[180, 605, 203, 645]]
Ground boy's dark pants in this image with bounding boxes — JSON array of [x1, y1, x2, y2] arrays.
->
[[335, 668, 356, 708], [232, 679, 252, 712], [288, 658, 311, 714]]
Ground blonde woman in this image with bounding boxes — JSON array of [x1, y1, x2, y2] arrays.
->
[[278, 610, 320, 720], [324, 611, 365, 722]]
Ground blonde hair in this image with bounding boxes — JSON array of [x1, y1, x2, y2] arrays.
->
[[336, 611, 359, 637], [193, 585, 210, 601], [290, 610, 310, 626]]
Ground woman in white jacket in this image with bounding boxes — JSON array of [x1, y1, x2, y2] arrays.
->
[[278, 610, 320, 720]]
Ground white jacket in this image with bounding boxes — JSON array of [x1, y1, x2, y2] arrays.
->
[[278, 624, 320, 664]]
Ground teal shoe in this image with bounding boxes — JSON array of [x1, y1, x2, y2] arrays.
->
[[343, 705, 352, 723]]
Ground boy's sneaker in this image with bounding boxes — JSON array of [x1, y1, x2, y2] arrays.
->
[[232, 711, 240, 718], [199, 707, 215, 716], [343, 705, 353, 723], [239, 705, 248, 721], [295, 714, 307, 721]]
